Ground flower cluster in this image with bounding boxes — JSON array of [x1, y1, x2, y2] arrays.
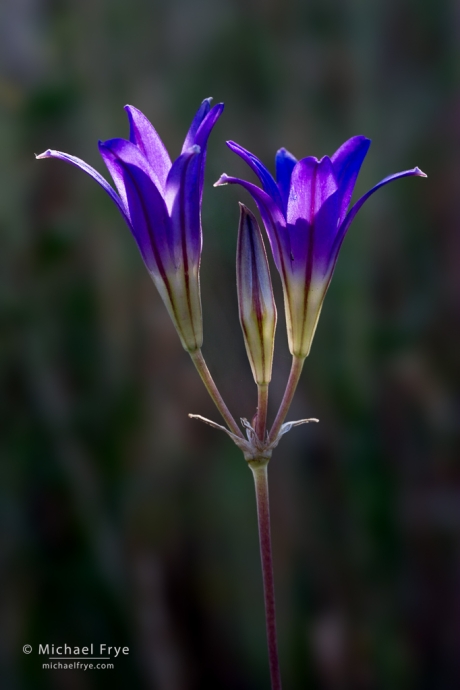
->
[[37, 98, 425, 452], [37, 97, 426, 690]]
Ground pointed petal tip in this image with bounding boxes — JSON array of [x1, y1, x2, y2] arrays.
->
[[275, 146, 298, 159], [211, 101, 225, 115], [202, 97, 225, 111], [123, 104, 144, 119], [213, 173, 229, 187], [98, 137, 139, 154], [353, 135, 371, 152], [225, 139, 258, 156], [97, 140, 116, 157], [197, 97, 212, 119], [336, 134, 371, 147], [35, 149, 53, 159], [415, 166, 427, 177], [238, 202, 256, 222]]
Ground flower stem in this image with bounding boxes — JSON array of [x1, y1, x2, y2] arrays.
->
[[250, 461, 282, 690], [269, 355, 305, 443], [256, 384, 269, 441], [189, 349, 244, 439]]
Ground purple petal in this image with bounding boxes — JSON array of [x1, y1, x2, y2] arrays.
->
[[333, 166, 427, 264], [99, 141, 173, 277], [182, 97, 212, 151], [194, 102, 224, 149], [215, 173, 290, 277], [275, 147, 297, 213], [287, 156, 338, 225], [164, 146, 202, 270], [97, 140, 131, 210], [35, 148, 131, 228], [226, 141, 284, 212], [99, 137, 164, 198], [124, 105, 171, 192], [331, 135, 371, 225], [286, 156, 339, 279], [190, 102, 224, 202]]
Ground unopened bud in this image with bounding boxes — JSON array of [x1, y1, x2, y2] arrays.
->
[[237, 204, 277, 385]]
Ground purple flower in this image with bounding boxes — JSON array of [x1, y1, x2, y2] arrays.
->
[[37, 98, 224, 352], [216, 137, 426, 358]]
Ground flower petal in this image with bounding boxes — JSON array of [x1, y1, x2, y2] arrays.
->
[[287, 156, 338, 227], [35, 149, 131, 228], [99, 137, 164, 200], [193, 102, 225, 201], [275, 147, 297, 213], [164, 146, 202, 269], [124, 105, 171, 192], [226, 141, 284, 212], [182, 97, 212, 151], [288, 198, 341, 281], [194, 102, 224, 149], [215, 173, 290, 276], [331, 135, 371, 225], [164, 146, 205, 352], [283, 190, 341, 357], [281, 157, 340, 356], [98, 140, 172, 276]]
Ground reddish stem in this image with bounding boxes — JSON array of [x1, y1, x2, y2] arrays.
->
[[268, 355, 304, 443], [256, 384, 269, 441], [251, 462, 282, 690], [190, 349, 244, 439]]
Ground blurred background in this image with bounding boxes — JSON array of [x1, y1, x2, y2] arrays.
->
[[0, 0, 459, 687]]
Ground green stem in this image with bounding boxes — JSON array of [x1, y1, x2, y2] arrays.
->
[[268, 355, 305, 443], [250, 461, 282, 690], [189, 349, 244, 439]]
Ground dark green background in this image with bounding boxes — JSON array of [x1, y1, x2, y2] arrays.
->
[[1, 0, 458, 687]]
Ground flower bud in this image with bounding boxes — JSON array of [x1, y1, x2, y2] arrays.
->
[[237, 204, 277, 385]]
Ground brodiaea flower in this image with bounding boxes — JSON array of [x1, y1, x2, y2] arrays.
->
[[37, 98, 224, 352], [216, 137, 426, 359]]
